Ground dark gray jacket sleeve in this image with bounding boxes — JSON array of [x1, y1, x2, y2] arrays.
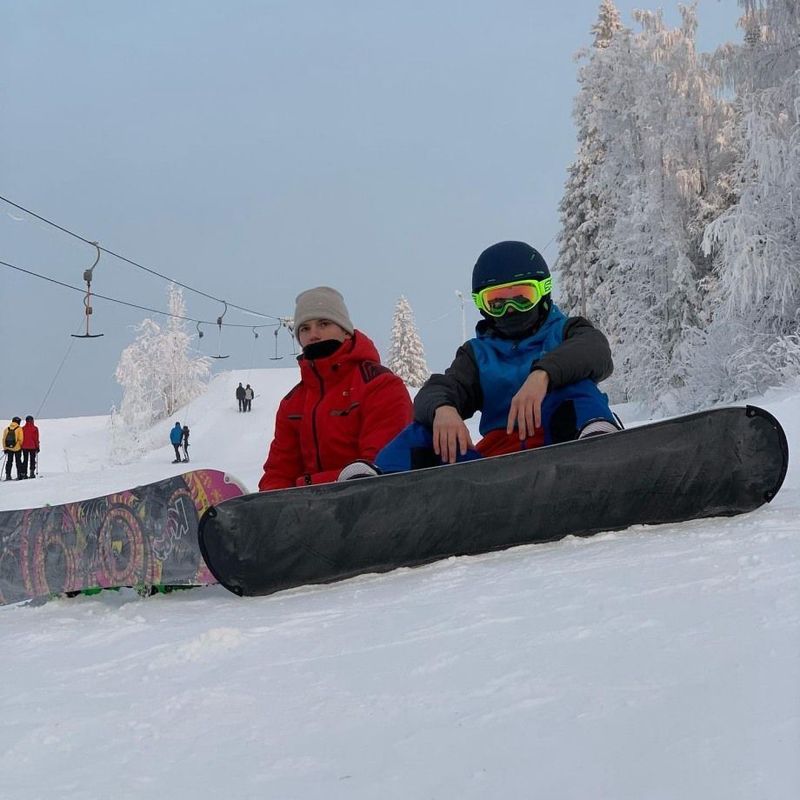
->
[[413, 344, 483, 426], [533, 316, 614, 388]]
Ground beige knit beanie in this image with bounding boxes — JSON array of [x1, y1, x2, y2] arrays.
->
[[293, 287, 354, 334]]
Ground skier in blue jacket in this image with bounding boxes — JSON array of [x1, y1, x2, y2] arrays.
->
[[170, 422, 184, 463], [376, 241, 619, 471]]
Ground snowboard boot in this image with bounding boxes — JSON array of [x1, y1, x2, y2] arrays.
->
[[578, 419, 620, 438], [337, 460, 381, 481]]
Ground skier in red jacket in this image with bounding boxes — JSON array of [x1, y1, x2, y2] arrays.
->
[[258, 287, 413, 491], [21, 415, 40, 478]]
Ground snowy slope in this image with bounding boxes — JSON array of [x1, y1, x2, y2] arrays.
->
[[1, 372, 798, 800], [0, 368, 299, 512]]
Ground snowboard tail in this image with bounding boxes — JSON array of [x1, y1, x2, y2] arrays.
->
[[198, 406, 788, 598], [0, 469, 246, 605]]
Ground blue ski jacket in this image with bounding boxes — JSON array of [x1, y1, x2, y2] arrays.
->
[[170, 424, 183, 445], [469, 306, 567, 435], [413, 305, 613, 434]]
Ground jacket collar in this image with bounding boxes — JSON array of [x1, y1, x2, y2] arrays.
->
[[297, 329, 381, 382], [475, 303, 565, 345]]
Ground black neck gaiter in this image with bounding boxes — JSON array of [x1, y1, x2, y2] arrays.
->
[[302, 339, 344, 360], [486, 300, 550, 339]]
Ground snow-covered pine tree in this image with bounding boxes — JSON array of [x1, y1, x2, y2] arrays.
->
[[557, 0, 624, 320], [607, 7, 731, 411], [564, 4, 730, 411], [112, 285, 211, 460], [695, 0, 800, 403], [387, 296, 429, 388]]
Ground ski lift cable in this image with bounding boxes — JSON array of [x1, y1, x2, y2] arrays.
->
[[36, 313, 86, 418], [0, 193, 282, 321], [245, 328, 258, 380], [0, 258, 280, 330], [539, 233, 558, 255], [276, 316, 297, 356]]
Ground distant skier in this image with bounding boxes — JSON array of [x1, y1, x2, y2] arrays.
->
[[244, 384, 254, 412], [376, 241, 620, 472], [170, 422, 183, 463], [21, 415, 40, 478], [181, 425, 190, 463], [236, 382, 246, 412], [258, 287, 412, 490], [2, 417, 24, 481]]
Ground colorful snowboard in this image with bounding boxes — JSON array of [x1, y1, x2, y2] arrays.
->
[[0, 469, 246, 605]]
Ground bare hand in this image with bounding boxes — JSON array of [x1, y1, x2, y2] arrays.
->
[[433, 406, 474, 464], [507, 369, 550, 440]]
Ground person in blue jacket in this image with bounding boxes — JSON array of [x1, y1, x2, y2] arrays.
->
[[170, 422, 184, 463], [376, 241, 619, 471]]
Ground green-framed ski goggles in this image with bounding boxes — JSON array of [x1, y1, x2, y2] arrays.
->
[[472, 277, 552, 317]]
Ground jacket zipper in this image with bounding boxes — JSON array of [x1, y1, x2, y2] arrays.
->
[[309, 361, 325, 472]]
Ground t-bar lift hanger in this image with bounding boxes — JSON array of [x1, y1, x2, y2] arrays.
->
[[72, 242, 104, 338], [212, 301, 230, 359]]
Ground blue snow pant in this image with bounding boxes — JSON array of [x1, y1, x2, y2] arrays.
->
[[375, 379, 616, 473]]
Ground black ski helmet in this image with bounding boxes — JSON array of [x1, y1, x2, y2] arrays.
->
[[471, 241, 553, 337], [471, 241, 550, 294]]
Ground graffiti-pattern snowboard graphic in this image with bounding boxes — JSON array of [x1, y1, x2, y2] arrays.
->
[[0, 470, 245, 605]]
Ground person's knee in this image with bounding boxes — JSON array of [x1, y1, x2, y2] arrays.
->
[[542, 380, 618, 444], [375, 422, 434, 472]]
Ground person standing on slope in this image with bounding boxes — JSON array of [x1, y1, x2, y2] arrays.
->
[[181, 424, 190, 463], [236, 382, 246, 412], [2, 417, 24, 481], [376, 241, 619, 471], [21, 415, 40, 478], [170, 422, 184, 463], [258, 287, 413, 490]]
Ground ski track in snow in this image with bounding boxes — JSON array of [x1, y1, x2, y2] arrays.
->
[[1, 371, 799, 799]]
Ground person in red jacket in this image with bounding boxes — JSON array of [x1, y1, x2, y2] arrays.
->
[[21, 415, 40, 478], [259, 287, 412, 491]]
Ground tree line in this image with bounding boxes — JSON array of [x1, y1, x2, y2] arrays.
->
[[557, 0, 800, 412]]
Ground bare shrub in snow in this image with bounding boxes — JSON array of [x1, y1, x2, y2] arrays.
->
[[112, 285, 211, 461]]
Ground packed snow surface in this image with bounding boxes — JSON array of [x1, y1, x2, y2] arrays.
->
[[1, 370, 798, 799]]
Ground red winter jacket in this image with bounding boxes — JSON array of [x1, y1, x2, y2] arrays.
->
[[22, 421, 40, 451], [259, 331, 412, 491]]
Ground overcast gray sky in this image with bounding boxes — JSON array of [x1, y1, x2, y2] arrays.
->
[[1, 0, 740, 419]]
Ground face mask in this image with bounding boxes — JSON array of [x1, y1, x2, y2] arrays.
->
[[302, 339, 344, 360], [489, 303, 548, 339]]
